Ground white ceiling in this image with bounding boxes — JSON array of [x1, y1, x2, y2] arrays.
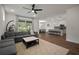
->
[[4, 4, 79, 19]]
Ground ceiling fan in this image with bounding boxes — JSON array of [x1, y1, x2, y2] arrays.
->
[[23, 4, 43, 14]]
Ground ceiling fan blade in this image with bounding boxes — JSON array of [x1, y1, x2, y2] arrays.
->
[[32, 4, 35, 10], [34, 9, 43, 11], [23, 7, 31, 10], [34, 11, 37, 14]]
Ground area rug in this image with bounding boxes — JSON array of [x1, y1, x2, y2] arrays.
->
[[16, 39, 69, 55]]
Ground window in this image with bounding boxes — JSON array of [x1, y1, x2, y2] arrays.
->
[[17, 19, 32, 32]]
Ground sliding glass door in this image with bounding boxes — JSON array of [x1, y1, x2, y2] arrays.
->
[[17, 20, 32, 32]]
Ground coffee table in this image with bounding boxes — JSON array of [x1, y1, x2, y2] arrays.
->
[[23, 36, 39, 48]]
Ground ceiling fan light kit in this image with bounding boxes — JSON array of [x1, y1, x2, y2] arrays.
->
[[32, 10, 34, 12]]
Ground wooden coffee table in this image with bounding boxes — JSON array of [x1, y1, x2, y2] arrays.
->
[[23, 36, 39, 48]]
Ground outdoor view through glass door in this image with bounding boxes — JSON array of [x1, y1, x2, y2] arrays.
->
[[17, 20, 32, 32]]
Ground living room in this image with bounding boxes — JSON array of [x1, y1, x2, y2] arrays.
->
[[0, 4, 79, 55]]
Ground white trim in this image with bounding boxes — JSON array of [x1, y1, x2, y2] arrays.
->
[[66, 39, 79, 44]]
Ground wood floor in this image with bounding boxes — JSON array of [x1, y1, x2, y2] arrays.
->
[[39, 33, 79, 55]]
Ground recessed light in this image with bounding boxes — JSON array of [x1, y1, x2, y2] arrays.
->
[[10, 9, 15, 12], [39, 20, 46, 22]]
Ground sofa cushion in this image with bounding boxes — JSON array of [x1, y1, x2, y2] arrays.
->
[[0, 45, 16, 55], [0, 39, 14, 48], [0, 39, 16, 55], [4, 32, 15, 37]]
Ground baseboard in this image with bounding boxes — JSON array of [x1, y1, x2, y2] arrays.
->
[[66, 39, 79, 44]]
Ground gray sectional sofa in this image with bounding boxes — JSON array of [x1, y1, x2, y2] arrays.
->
[[0, 39, 16, 55], [0, 31, 38, 55], [1, 31, 38, 43], [2, 32, 31, 43]]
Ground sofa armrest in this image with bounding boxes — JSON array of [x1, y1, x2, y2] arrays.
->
[[0, 39, 14, 48], [0, 39, 16, 55]]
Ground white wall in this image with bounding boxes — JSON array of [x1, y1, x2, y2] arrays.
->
[[33, 18, 39, 33], [66, 6, 79, 44], [5, 12, 16, 31], [0, 5, 5, 39], [0, 5, 17, 39], [39, 20, 47, 29]]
